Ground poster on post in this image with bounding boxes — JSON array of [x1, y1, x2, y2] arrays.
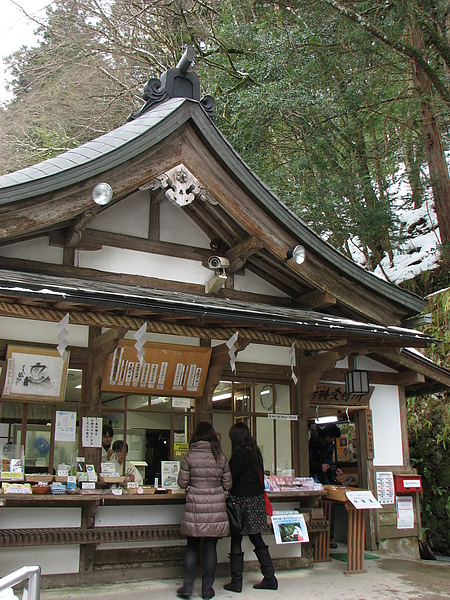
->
[[271, 513, 309, 544], [376, 471, 395, 505], [396, 496, 415, 529]]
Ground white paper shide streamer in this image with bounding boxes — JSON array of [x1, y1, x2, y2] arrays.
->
[[226, 331, 239, 373], [134, 322, 147, 365], [56, 313, 70, 360], [289, 343, 298, 384]]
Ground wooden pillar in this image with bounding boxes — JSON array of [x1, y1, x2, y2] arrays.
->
[[198, 340, 249, 424], [398, 385, 410, 467], [355, 408, 377, 550], [81, 326, 127, 473]]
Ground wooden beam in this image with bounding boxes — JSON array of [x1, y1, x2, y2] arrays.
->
[[296, 289, 337, 310], [225, 236, 264, 273], [65, 208, 99, 248], [0, 134, 183, 242], [149, 189, 166, 240], [375, 349, 450, 387], [63, 247, 75, 267], [322, 367, 425, 386], [298, 351, 344, 373], [0, 256, 293, 307]]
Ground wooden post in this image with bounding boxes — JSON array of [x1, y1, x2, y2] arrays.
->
[[81, 326, 127, 473], [344, 505, 367, 574], [199, 340, 249, 424], [355, 409, 377, 550]]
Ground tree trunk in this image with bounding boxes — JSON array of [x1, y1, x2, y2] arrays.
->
[[412, 24, 450, 245]]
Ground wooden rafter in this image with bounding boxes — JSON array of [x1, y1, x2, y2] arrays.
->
[[296, 289, 337, 310], [65, 208, 100, 248]]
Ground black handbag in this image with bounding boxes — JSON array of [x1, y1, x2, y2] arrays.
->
[[226, 497, 243, 533]]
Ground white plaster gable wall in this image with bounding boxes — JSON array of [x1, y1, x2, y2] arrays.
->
[[370, 384, 404, 466], [78, 246, 210, 284], [335, 355, 397, 373], [0, 236, 63, 264], [90, 190, 150, 238], [1, 316, 88, 347], [159, 200, 211, 248], [234, 270, 288, 297], [77, 244, 292, 296]]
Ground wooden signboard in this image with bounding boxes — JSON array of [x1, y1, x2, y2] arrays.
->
[[312, 383, 373, 406], [101, 340, 212, 398], [365, 409, 374, 460], [2, 345, 70, 404]]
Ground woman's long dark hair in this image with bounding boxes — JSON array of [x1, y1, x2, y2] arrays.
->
[[189, 421, 222, 462], [229, 422, 262, 474]]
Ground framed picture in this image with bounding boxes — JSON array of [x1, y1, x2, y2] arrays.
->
[[2, 345, 70, 403]]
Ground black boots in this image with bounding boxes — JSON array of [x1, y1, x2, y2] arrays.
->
[[177, 572, 195, 598], [253, 545, 278, 590], [223, 552, 244, 593], [224, 547, 277, 593], [202, 575, 215, 599]]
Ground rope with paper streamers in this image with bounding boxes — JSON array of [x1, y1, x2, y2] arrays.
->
[[0, 301, 344, 351]]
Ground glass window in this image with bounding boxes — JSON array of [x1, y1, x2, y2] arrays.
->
[[212, 381, 232, 410], [213, 380, 293, 476], [234, 382, 252, 413], [2, 368, 84, 475], [275, 419, 293, 475], [110, 391, 196, 485], [256, 416, 274, 474]]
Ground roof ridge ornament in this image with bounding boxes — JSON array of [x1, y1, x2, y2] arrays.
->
[[127, 47, 216, 121]]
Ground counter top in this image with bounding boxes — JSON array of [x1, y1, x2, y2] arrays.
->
[[0, 488, 325, 507]]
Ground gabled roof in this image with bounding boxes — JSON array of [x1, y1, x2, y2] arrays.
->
[[0, 96, 424, 326]]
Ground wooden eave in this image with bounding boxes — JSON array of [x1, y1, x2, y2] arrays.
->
[[0, 268, 433, 350], [368, 348, 450, 397], [0, 98, 425, 327]]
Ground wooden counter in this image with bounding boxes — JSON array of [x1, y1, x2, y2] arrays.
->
[[0, 489, 327, 575]]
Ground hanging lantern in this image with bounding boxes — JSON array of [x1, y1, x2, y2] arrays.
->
[[345, 370, 369, 395]]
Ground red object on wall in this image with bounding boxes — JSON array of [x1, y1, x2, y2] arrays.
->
[[394, 474, 422, 493]]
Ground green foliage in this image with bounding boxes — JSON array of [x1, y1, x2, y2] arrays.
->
[[408, 286, 450, 555], [408, 393, 450, 554]]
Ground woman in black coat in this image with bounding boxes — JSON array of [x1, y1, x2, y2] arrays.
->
[[223, 422, 278, 593]]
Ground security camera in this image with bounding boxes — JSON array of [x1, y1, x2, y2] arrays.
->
[[208, 256, 230, 270]]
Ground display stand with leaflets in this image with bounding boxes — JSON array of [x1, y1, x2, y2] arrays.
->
[[320, 486, 382, 574]]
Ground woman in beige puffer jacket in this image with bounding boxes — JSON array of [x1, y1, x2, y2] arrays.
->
[[177, 421, 232, 600]]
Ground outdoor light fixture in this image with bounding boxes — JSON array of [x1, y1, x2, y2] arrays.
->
[[212, 392, 232, 402], [315, 415, 339, 425], [92, 182, 113, 206], [281, 244, 306, 265], [345, 369, 370, 395]]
